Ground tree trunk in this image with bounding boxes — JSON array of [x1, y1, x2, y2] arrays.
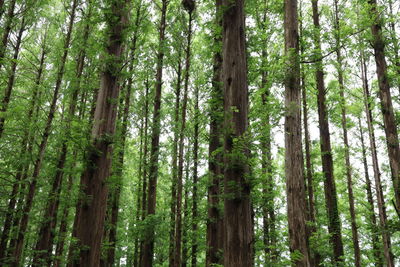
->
[[174, 9, 194, 267], [360, 51, 395, 267], [357, 117, 383, 267], [191, 85, 199, 267], [0, 18, 26, 138], [206, 1, 223, 266], [221, 0, 252, 265], [311, 0, 344, 263], [284, 0, 310, 265], [70, 0, 129, 265], [0, 0, 16, 72], [140, 0, 168, 266], [368, 0, 400, 215], [333, 1, 361, 265]]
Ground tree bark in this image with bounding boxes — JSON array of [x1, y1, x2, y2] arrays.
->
[[191, 85, 199, 267], [311, 0, 344, 263], [70, 0, 129, 265], [360, 50, 395, 267], [0, 0, 16, 72], [221, 0, 253, 265], [333, 1, 361, 265], [368, 0, 400, 215], [357, 117, 383, 267], [206, 1, 223, 266], [284, 0, 310, 265], [140, 0, 168, 266], [0, 18, 26, 138]]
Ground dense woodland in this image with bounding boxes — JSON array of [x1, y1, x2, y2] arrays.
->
[[0, 0, 399, 266]]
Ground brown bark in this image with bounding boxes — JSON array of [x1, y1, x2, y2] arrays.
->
[[191, 85, 199, 267], [174, 9, 194, 267], [311, 0, 344, 263], [221, 0, 252, 265], [360, 51, 395, 267], [357, 117, 383, 267], [169, 53, 182, 267], [333, 1, 361, 265], [368, 0, 400, 215], [10, 1, 78, 264], [140, 0, 168, 266], [0, 0, 16, 72], [284, 0, 310, 265], [0, 18, 26, 138], [206, 2, 223, 266], [69, 1, 129, 266]]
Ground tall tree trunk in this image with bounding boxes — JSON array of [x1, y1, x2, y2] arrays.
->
[[0, 34, 47, 266], [174, 8, 194, 267], [333, 1, 361, 265], [357, 117, 383, 267], [140, 0, 168, 266], [70, 0, 129, 265], [191, 85, 199, 267], [360, 51, 395, 267], [169, 54, 182, 267], [221, 0, 252, 265], [311, 0, 344, 263], [206, 1, 223, 266], [0, 18, 26, 138], [0, 0, 16, 72], [137, 78, 150, 267], [10, 1, 78, 264], [368, 0, 400, 214], [284, 0, 310, 265]]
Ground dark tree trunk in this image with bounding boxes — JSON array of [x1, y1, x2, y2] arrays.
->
[[169, 53, 182, 267], [333, 1, 361, 265], [368, 0, 400, 215], [311, 0, 344, 263], [0, 18, 26, 138], [10, 1, 78, 264], [360, 51, 395, 267], [0, 0, 16, 72], [140, 1, 168, 266], [191, 85, 199, 267], [174, 9, 194, 267], [358, 117, 383, 267], [206, 1, 223, 266], [221, 0, 252, 265], [284, 0, 310, 265], [70, 0, 129, 266]]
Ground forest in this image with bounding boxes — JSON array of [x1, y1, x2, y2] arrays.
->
[[0, 0, 399, 266]]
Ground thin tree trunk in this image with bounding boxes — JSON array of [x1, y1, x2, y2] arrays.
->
[[333, 1, 361, 265], [206, 1, 223, 266], [0, 18, 26, 138], [358, 117, 383, 267], [368, 0, 400, 215], [284, 0, 310, 265], [169, 54, 182, 267], [222, 0, 252, 265], [311, 0, 344, 263], [0, 0, 16, 72], [191, 85, 199, 267], [10, 1, 78, 264], [174, 9, 194, 267], [360, 51, 395, 267], [69, 0, 129, 265], [140, 1, 168, 266]]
